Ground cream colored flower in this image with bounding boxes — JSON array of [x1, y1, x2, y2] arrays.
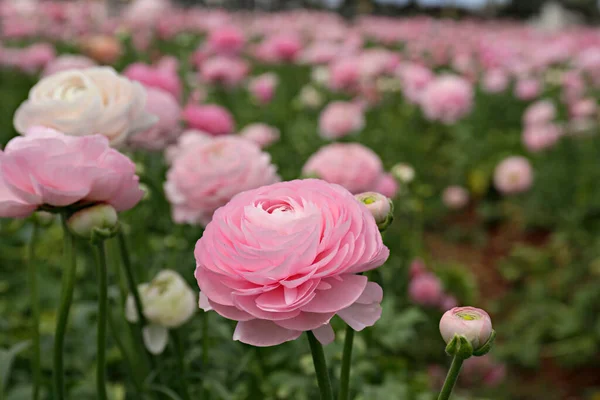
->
[[14, 67, 157, 146]]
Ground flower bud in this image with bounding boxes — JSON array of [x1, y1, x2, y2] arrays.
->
[[355, 192, 394, 231], [32, 211, 55, 227], [440, 307, 493, 353], [67, 204, 119, 242], [391, 163, 415, 183]]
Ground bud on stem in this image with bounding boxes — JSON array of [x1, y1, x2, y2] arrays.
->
[[67, 204, 119, 243], [355, 192, 394, 232]]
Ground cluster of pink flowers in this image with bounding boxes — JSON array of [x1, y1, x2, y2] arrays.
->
[[408, 259, 457, 311], [521, 100, 562, 152]]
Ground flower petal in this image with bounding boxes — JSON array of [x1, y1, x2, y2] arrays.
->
[[233, 320, 302, 347]]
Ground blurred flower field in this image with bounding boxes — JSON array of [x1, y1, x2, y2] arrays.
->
[[1, 1, 600, 399]]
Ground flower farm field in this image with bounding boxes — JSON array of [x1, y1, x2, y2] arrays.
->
[[1, 1, 600, 400]]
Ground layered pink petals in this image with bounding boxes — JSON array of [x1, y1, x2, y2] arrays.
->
[[195, 179, 389, 346], [0, 127, 143, 218]]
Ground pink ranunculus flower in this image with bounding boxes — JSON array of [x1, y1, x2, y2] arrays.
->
[[123, 59, 182, 101], [397, 63, 434, 104], [181, 104, 235, 136], [200, 56, 249, 88], [461, 355, 507, 388], [15, 43, 56, 74], [374, 173, 399, 198], [420, 74, 473, 124], [127, 88, 182, 151], [255, 34, 303, 63], [570, 98, 597, 120], [409, 258, 427, 278], [493, 156, 533, 194], [206, 26, 246, 55], [302, 143, 383, 194], [165, 135, 279, 226], [195, 179, 390, 346], [523, 100, 556, 126], [0, 127, 144, 218], [481, 69, 509, 94], [514, 77, 541, 101], [248, 72, 278, 105], [522, 123, 562, 153], [440, 295, 458, 311], [42, 54, 96, 77], [409, 273, 442, 307], [328, 58, 361, 92], [319, 101, 365, 140], [442, 185, 469, 210], [239, 123, 280, 148], [439, 306, 493, 350]]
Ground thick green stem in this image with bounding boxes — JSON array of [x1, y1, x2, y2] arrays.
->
[[54, 216, 78, 399], [339, 326, 355, 400], [27, 224, 41, 400], [201, 311, 209, 399], [95, 242, 109, 400], [437, 356, 465, 400], [306, 331, 334, 400], [170, 330, 191, 400], [116, 232, 146, 326]]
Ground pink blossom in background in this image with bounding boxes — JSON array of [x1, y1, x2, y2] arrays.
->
[[1, 43, 56, 74], [420, 74, 473, 124], [0, 127, 143, 218], [397, 63, 434, 104], [442, 186, 469, 210], [206, 26, 246, 55], [42, 54, 96, 76], [409, 273, 442, 307], [124, 0, 171, 29], [165, 136, 279, 226], [569, 98, 597, 120], [409, 258, 427, 278], [80, 35, 122, 65], [301, 42, 343, 65], [248, 73, 278, 105], [123, 58, 182, 100], [514, 77, 541, 101], [522, 123, 562, 153], [493, 156, 533, 194], [200, 56, 249, 88], [181, 104, 235, 136], [255, 34, 303, 63], [523, 100, 556, 126], [461, 355, 507, 388], [302, 143, 383, 194], [128, 88, 182, 151], [374, 173, 399, 198], [328, 58, 361, 92], [575, 48, 600, 87], [239, 123, 280, 148], [561, 71, 585, 104], [482, 69, 509, 94], [195, 179, 389, 346], [319, 101, 365, 140], [165, 129, 213, 162], [440, 295, 458, 311]]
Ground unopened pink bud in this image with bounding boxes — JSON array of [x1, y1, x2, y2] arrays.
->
[[439, 306, 493, 350]]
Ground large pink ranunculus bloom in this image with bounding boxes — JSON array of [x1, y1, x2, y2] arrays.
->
[[302, 143, 384, 194], [319, 101, 365, 140], [181, 104, 235, 136], [195, 179, 389, 346], [0, 127, 144, 218], [165, 135, 279, 226], [127, 87, 182, 151], [420, 74, 473, 124]]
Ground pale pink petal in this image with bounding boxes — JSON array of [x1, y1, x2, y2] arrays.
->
[[233, 320, 302, 347], [337, 302, 382, 331], [301, 274, 368, 313], [312, 324, 335, 345], [274, 311, 335, 331], [355, 282, 383, 304]]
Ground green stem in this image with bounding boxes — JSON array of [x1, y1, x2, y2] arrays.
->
[[339, 326, 355, 400], [94, 242, 109, 400], [170, 330, 191, 400], [306, 331, 334, 400], [54, 215, 78, 400], [437, 356, 465, 400], [27, 224, 41, 400], [116, 232, 147, 326], [202, 311, 209, 399]]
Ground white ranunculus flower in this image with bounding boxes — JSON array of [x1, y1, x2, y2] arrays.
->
[[126, 270, 197, 354], [14, 67, 157, 146]]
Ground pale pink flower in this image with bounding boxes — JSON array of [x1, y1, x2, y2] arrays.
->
[[42, 54, 96, 77], [409, 273, 442, 307], [522, 123, 562, 153], [523, 100, 556, 126], [195, 179, 389, 346], [397, 63, 434, 104], [409, 258, 427, 278], [181, 104, 234, 136], [319, 101, 365, 140], [440, 295, 458, 311], [482, 69, 509, 94], [420, 75, 473, 124], [206, 26, 246, 55], [128, 88, 181, 151], [328, 58, 361, 92], [493, 156, 533, 194], [254, 34, 302, 63], [439, 306, 493, 350], [442, 186, 469, 210], [374, 173, 399, 198], [123, 59, 182, 100], [570, 98, 597, 120], [248, 73, 278, 105], [0, 127, 143, 218], [200, 56, 249, 88], [461, 355, 506, 388], [239, 123, 280, 148], [302, 143, 383, 194], [165, 136, 279, 226], [514, 77, 541, 101]]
